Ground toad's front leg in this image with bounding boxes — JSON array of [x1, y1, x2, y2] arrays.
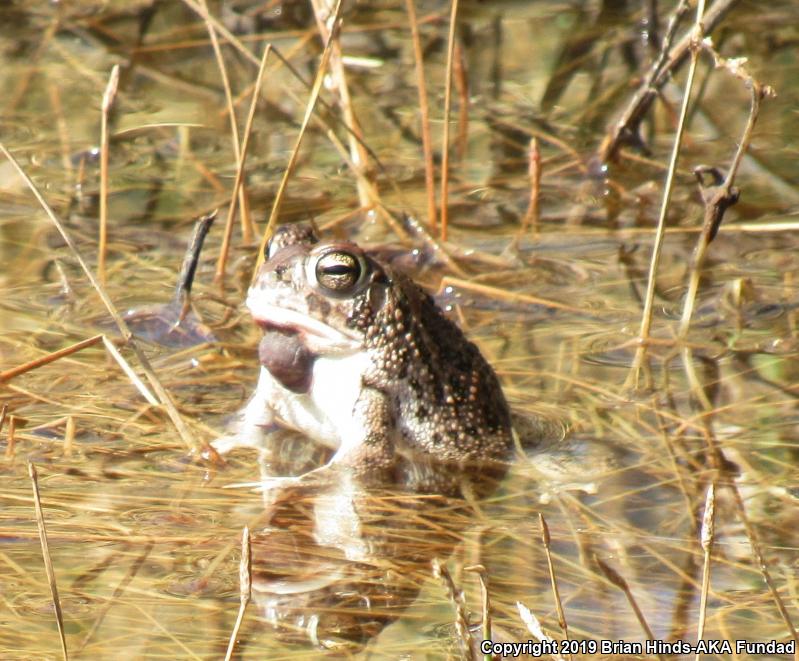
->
[[326, 385, 396, 472], [212, 366, 278, 455], [254, 385, 396, 492]]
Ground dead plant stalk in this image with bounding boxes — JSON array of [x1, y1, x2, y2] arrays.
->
[[521, 138, 542, 235], [626, 0, 707, 390], [183, 0, 386, 195], [214, 42, 272, 288], [464, 565, 492, 661], [101, 336, 159, 405], [224, 526, 251, 661], [453, 40, 469, 161], [405, 0, 438, 233], [433, 559, 475, 661], [199, 0, 254, 244], [184, 0, 417, 250], [701, 422, 799, 654], [539, 514, 573, 660], [678, 68, 775, 338], [439, 0, 459, 242], [0, 334, 103, 383], [63, 416, 75, 456], [29, 463, 69, 661], [255, 0, 345, 272], [599, 0, 742, 162], [5, 415, 18, 458], [310, 0, 373, 209], [439, 276, 584, 314], [596, 556, 665, 661], [695, 483, 715, 658], [98, 64, 119, 286]]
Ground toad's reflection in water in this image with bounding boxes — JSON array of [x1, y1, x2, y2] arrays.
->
[[232, 424, 641, 654], [240, 444, 509, 652]]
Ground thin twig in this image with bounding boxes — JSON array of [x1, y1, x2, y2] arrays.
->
[[596, 556, 665, 661], [255, 0, 344, 273], [720, 445, 799, 653], [182, 0, 392, 194], [224, 526, 251, 661], [29, 463, 69, 661], [599, 0, 741, 163], [174, 211, 216, 322], [625, 0, 707, 390], [464, 565, 491, 661], [405, 0, 438, 234], [63, 416, 75, 457], [47, 83, 72, 175], [182, 0, 422, 241], [0, 404, 7, 435], [678, 71, 775, 337], [439, 276, 587, 314], [699, 417, 799, 656], [453, 39, 469, 161], [695, 483, 715, 659], [439, 0, 459, 242], [98, 64, 119, 287], [199, 0, 254, 244], [101, 336, 159, 406], [5, 415, 19, 458], [433, 559, 475, 661], [310, 0, 373, 209], [520, 138, 542, 236], [599, 0, 691, 163], [214, 43, 271, 289], [539, 514, 572, 660], [0, 334, 104, 383], [0, 143, 202, 453]]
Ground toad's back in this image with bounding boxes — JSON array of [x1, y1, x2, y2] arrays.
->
[[355, 267, 513, 461]]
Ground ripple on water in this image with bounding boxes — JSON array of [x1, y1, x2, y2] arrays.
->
[[9, 590, 99, 618], [580, 334, 640, 369], [118, 507, 202, 529]]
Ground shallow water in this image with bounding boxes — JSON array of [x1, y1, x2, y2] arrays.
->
[[1, 1, 798, 658]]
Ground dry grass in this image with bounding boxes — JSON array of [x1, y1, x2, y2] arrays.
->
[[0, 1, 797, 659]]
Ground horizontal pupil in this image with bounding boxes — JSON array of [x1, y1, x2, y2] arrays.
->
[[322, 264, 355, 276]]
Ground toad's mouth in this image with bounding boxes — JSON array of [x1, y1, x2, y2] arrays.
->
[[247, 301, 361, 352]]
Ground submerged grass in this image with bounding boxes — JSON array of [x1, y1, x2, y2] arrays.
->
[[0, 0, 798, 658]]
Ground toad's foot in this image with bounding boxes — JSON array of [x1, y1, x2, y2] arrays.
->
[[255, 462, 341, 492], [211, 398, 278, 455], [211, 424, 278, 455]]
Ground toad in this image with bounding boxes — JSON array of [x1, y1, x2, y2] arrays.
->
[[214, 223, 514, 475]]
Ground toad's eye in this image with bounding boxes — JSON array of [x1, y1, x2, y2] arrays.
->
[[313, 250, 366, 295]]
